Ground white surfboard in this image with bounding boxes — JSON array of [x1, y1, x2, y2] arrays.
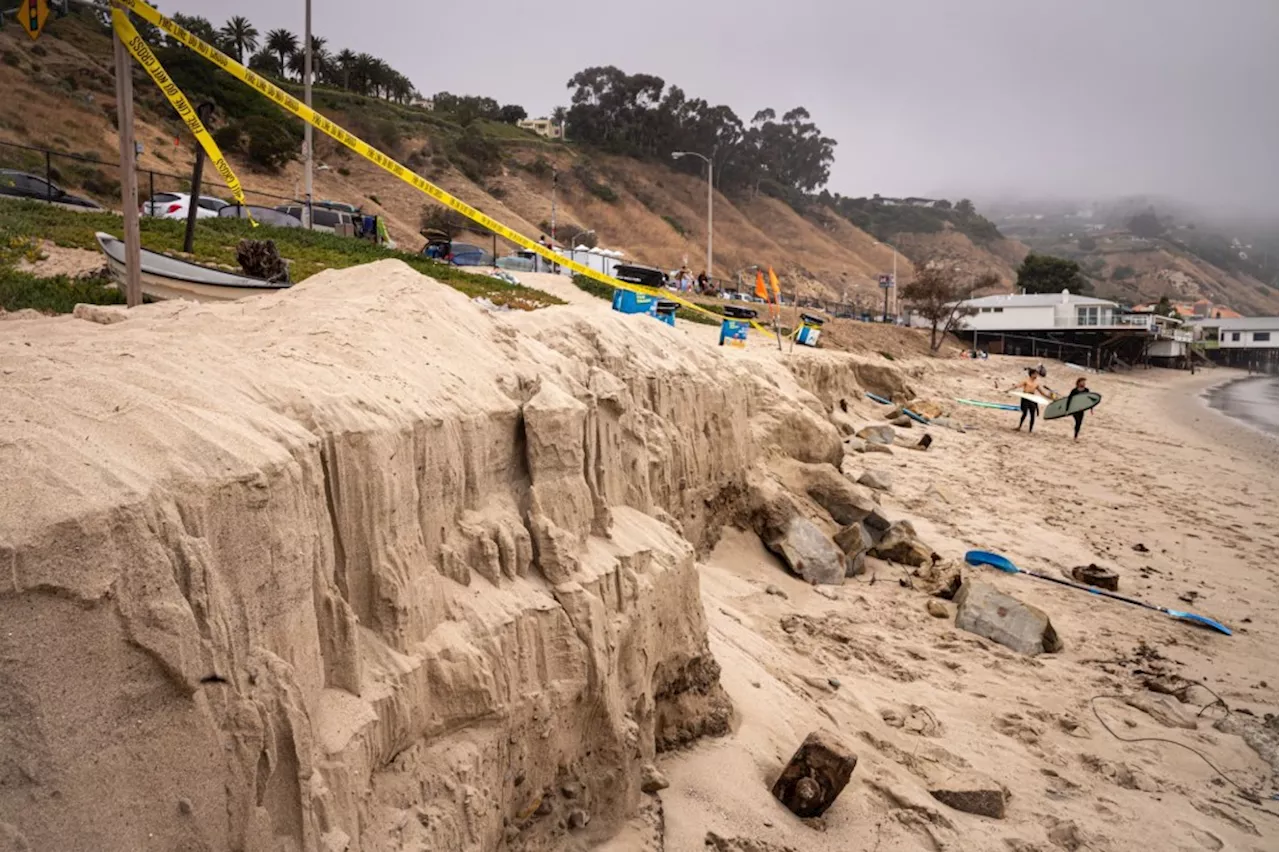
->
[[1012, 392, 1052, 406]]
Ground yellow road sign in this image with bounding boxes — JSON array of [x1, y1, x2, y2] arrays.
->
[[22, 0, 50, 40]]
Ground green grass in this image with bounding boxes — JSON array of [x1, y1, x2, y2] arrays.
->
[[0, 200, 562, 312], [0, 270, 124, 313]]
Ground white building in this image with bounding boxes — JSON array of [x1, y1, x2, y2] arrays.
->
[[959, 291, 1133, 332], [517, 118, 564, 140], [1187, 316, 1279, 370], [1198, 316, 1278, 349], [956, 290, 1192, 363]]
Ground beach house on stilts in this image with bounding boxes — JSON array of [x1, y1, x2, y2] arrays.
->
[[955, 290, 1192, 369]]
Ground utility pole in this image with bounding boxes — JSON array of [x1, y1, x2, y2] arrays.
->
[[302, 0, 313, 229], [112, 22, 141, 307]]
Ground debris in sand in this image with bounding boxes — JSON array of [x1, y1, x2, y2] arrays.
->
[[1071, 563, 1120, 591], [857, 469, 894, 492], [72, 303, 129, 325], [913, 561, 962, 599], [765, 584, 789, 599], [771, 730, 858, 818], [640, 763, 669, 794], [928, 779, 1007, 819], [1124, 692, 1199, 730], [954, 580, 1063, 656], [927, 599, 950, 618], [868, 519, 938, 567], [890, 415, 914, 428], [882, 406, 905, 420], [1132, 542, 1150, 553], [704, 832, 798, 852], [930, 416, 966, 432]]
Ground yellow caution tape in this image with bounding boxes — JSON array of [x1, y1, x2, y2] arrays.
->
[[110, 0, 763, 331], [111, 8, 255, 226]]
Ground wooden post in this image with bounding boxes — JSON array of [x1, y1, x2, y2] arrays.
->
[[182, 103, 214, 254], [113, 28, 142, 307]]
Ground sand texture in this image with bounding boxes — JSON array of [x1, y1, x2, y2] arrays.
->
[[1, 260, 1276, 852]]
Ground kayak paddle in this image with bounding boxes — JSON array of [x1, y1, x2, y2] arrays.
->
[[963, 550, 1232, 637]]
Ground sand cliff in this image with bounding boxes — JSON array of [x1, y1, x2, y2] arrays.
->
[[0, 261, 848, 851]]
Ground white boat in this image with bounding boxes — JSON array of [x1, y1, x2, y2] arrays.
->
[[95, 231, 292, 302]]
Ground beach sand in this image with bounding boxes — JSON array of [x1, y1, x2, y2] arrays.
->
[[643, 362, 1278, 852]]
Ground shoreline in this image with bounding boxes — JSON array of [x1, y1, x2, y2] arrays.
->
[[1203, 371, 1279, 436]]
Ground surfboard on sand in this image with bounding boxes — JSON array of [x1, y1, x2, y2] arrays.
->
[[955, 398, 1020, 412], [1043, 391, 1102, 420], [1012, 392, 1052, 407]]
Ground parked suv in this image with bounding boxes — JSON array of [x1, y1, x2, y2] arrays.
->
[[275, 204, 356, 234], [142, 192, 228, 219], [0, 169, 102, 209]]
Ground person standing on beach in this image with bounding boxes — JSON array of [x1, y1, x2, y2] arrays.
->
[[1009, 368, 1051, 433], [1067, 376, 1091, 441]]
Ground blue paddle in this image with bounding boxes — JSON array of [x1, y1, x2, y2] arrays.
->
[[964, 550, 1232, 637]]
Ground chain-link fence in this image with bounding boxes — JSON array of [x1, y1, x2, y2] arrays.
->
[[0, 138, 311, 221]]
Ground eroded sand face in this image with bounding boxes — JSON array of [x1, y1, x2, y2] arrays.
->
[[1, 262, 1275, 852]]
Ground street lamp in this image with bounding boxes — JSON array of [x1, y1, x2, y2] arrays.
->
[[873, 238, 899, 322], [671, 149, 714, 282]]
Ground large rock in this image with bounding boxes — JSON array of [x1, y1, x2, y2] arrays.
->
[[842, 435, 867, 453], [855, 424, 897, 445], [930, 416, 966, 433], [768, 517, 848, 585], [833, 523, 874, 578], [868, 520, 937, 567], [857, 469, 894, 492], [954, 580, 1062, 655], [802, 466, 876, 526], [861, 442, 893, 455], [770, 730, 858, 818], [909, 399, 945, 420]]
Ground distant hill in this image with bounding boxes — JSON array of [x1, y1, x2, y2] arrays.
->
[[0, 10, 1028, 309]]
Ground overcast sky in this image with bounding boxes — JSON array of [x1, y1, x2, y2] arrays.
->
[[166, 0, 1278, 217]]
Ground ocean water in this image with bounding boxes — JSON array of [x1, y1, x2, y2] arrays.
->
[[1206, 375, 1280, 435]]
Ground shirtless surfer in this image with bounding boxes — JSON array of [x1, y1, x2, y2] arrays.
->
[[1008, 368, 1056, 433]]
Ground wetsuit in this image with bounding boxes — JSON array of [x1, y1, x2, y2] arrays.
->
[[1068, 386, 1089, 439], [1018, 396, 1038, 432]]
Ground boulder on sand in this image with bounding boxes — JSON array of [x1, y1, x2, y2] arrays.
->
[[868, 520, 937, 567], [771, 730, 858, 818], [802, 467, 876, 526], [856, 424, 897, 445], [768, 516, 848, 585], [954, 580, 1062, 655], [857, 469, 894, 492]]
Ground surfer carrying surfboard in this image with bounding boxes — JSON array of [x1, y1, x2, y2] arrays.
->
[[1008, 368, 1055, 433], [1067, 377, 1090, 441]]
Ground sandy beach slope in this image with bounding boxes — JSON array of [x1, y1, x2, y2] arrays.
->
[[620, 359, 1278, 852]]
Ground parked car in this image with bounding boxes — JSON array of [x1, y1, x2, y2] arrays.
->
[[142, 192, 228, 219], [0, 169, 102, 209], [217, 204, 304, 228], [275, 204, 357, 234]]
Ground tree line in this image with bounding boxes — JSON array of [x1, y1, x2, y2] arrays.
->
[[562, 66, 837, 200], [164, 13, 420, 104]]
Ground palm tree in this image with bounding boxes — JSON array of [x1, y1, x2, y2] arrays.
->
[[219, 16, 259, 63], [370, 58, 392, 99], [351, 53, 377, 97], [334, 49, 357, 90], [264, 28, 298, 77]]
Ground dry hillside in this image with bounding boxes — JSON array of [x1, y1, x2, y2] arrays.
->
[[0, 17, 1028, 305]]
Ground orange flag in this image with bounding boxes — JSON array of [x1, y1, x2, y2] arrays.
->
[[768, 267, 781, 300], [755, 269, 769, 301]]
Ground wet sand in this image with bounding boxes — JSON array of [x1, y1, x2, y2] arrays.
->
[[1205, 372, 1280, 436]]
